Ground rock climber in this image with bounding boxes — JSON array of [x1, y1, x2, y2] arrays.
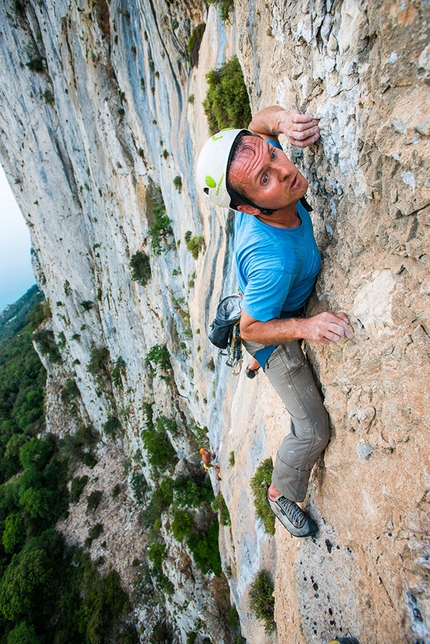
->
[[196, 106, 354, 537], [199, 447, 222, 481]]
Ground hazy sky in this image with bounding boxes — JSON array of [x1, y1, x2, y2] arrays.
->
[[0, 165, 35, 313]]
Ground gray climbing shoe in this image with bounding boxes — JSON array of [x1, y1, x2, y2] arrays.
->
[[266, 491, 318, 538]]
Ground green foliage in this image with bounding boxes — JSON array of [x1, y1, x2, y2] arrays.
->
[[156, 572, 174, 596], [60, 425, 98, 467], [43, 89, 54, 104], [207, 0, 235, 22], [184, 232, 206, 259], [173, 175, 182, 193], [26, 58, 44, 72], [88, 523, 104, 542], [147, 344, 171, 374], [171, 509, 193, 541], [217, 493, 231, 526], [60, 377, 80, 404], [2, 435, 28, 481], [112, 356, 126, 387], [191, 424, 210, 450], [0, 296, 136, 641], [87, 345, 111, 388], [139, 479, 174, 530], [80, 300, 94, 311], [20, 437, 54, 471], [129, 251, 151, 287], [186, 518, 221, 576], [0, 547, 55, 621], [2, 512, 26, 553], [86, 490, 103, 512], [7, 620, 42, 644], [250, 458, 275, 535], [142, 418, 177, 475], [187, 23, 206, 66], [150, 620, 173, 644], [148, 541, 165, 569], [69, 475, 89, 503], [103, 416, 122, 439], [172, 475, 214, 509], [249, 570, 276, 633], [203, 55, 251, 135], [111, 483, 122, 498], [76, 424, 98, 448], [130, 471, 148, 504], [229, 451, 235, 467], [33, 328, 61, 363], [147, 190, 174, 255], [0, 286, 43, 347]]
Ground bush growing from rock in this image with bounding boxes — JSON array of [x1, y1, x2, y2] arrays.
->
[[103, 416, 122, 439], [203, 55, 251, 135], [184, 231, 205, 259], [33, 329, 62, 363], [129, 251, 151, 287], [112, 356, 126, 387], [250, 458, 275, 535], [249, 570, 276, 633], [148, 542, 165, 569], [187, 23, 206, 66], [171, 509, 193, 541], [69, 475, 89, 503], [147, 191, 174, 255], [130, 471, 148, 504], [86, 490, 103, 512]]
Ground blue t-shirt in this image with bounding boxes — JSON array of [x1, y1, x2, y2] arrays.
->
[[234, 200, 321, 322]]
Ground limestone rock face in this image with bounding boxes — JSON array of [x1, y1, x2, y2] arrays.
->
[[0, 0, 429, 642]]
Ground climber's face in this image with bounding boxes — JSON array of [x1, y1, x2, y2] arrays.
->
[[228, 136, 308, 214]]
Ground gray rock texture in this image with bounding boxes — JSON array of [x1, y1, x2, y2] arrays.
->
[[0, 0, 429, 642]]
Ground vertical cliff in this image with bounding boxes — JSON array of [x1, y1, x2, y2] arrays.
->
[[0, 0, 429, 642]]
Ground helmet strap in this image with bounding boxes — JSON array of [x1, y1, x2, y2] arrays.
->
[[227, 184, 275, 216]]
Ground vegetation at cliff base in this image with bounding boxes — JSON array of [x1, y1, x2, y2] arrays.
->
[[0, 290, 138, 643], [249, 570, 276, 633], [203, 55, 252, 135], [250, 458, 275, 535]]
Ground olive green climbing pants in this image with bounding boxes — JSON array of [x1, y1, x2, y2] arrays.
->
[[244, 339, 330, 503]]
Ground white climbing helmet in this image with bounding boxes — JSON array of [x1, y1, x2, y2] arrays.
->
[[196, 128, 250, 208]]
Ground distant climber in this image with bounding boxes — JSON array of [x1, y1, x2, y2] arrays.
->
[[196, 106, 354, 538], [199, 448, 221, 481]]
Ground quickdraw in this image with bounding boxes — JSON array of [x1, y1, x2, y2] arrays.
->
[[223, 321, 242, 375]]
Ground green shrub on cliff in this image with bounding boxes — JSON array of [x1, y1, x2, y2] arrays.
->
[[147, 190, 174, 255], [203, 55, 251, 135], [129, 251, 151, 286], [250, 458, 275, 535], [249, 570, 276, 633], [188, 23, 206, 66], [184, 231, 206, 259], [207, 0, 234, 23]]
